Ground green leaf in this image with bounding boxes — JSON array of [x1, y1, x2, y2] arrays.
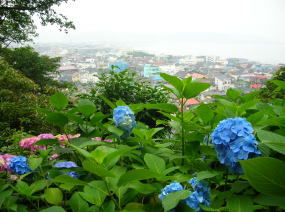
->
[[46, 112, 68, 128], [39, 206, 65, 212], [162, 190, 190, 211], [127, 181, 159, 194], [53, 175, 87, 186], [196, 171, 220, 180], [44, 188, 63, 205], [144, 153, 165, 173], [183, 82, 211, 99], [82, 160, 115, 178], [226, 89, 242, 100], [0, 189, 13, 208], [116, 99, 127, 106], [118, 169, 161, 186], [49, 93, 68, 111], [69, 192, 89, 212], [91, 146, 117, 164], [257, 130, 285, 155], [227, 195, 253, 212], [35, 139, 58, 146], [15, 181, 31, 196], [30, 180, 48, 195], [160, 73, 183, 93], [254, 194, 285, 208], [99, 95, 116, 109], [104, 146, 138, 168], [144, 103, 178, 113], [80, 181, 108, 206], [28, 156, 43, 170], [240, 157, 285, 196], [77, 105, 96, 117], [196, 104, 214, 123], [68, 143, 93, 159], [106, 124, 124, 137]]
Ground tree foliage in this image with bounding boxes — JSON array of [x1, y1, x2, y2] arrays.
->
[[79, 70, 170, 130], [0, 58, 55, 150], [0, 46, 61, 88], [259, 66, 285, 101], [0, 0, 75, 46]]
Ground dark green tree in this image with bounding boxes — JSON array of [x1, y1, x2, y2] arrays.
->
[[0, 0, 75, 46], [0, 58, 56, 151], [259, 66, 285, 101], [0, 46, 61, 88]]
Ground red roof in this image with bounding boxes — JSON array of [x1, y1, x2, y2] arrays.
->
[[254, 75, 269, 79], [250, 84, 262, 89]]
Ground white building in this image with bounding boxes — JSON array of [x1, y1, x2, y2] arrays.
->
[[215, 76, 232, 91]]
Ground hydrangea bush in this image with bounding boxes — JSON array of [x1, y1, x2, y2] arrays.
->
[[0, 73, 284, 212]]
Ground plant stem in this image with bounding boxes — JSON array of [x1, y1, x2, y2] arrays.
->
[[181, 98, 185, 165]]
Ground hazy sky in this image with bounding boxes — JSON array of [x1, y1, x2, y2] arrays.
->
[[35, 0, 285, 63]]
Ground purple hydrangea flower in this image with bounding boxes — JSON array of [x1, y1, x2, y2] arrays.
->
[[210, 117, 261, 174], [8, 156, 31, 175], [184, 177, 210, 212], [54, 161, 78, 168]]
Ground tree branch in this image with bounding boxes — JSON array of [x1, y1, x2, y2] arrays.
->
[[0, 6, 37, 11]]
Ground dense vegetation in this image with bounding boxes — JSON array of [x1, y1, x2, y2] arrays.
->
[[0, 66, 285, 211], [1, 1, 285, 211]]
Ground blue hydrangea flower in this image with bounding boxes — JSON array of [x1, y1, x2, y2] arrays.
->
[[54, 161, 78, 168], [158, 181, 184, 200], [210, 117, 261, 174], [65, 171, 78, 178], [184, 177, 210, 212], [113, 106, 136, 134], [9, 156, 31, 175]]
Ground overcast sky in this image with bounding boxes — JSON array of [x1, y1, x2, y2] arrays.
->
[[35, 0, 285, 63]]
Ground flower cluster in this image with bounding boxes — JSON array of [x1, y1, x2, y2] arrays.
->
[[210, 117, 261, 174], [57, 134, 81, 142], [158, 181, 184, 200], [0, 154, 16, 172], [113, 106, 136, 134], [54, 161, 79, 178], [184, 177, 210, 212], [8, 156, 31, 175], [158, 179, 210, 212], [19, 133, 55, 152]]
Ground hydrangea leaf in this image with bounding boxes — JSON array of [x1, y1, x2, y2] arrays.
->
[[118, 169, 161, 186], [161, 190, 190, 211], [144, 153, 165, 174], [227, 195, 253, 212], [160, 73, 184, 93], [49, 93, 68, 111], [44, 188, 63, 205], [183, 82, 211, 99], [240, 157, 285, 196], [69, 192, 89, 212], [257, 130, 285, 155], [39, 206, 65, 212]]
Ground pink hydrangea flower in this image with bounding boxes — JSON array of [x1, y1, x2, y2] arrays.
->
[[57, 134, 81, 141], [19, 136, 46, 152], [91, 137, 102, 141], [38, 134, 55, 140], [49, 154, 59, 160], [0, 154, 16, 172]]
